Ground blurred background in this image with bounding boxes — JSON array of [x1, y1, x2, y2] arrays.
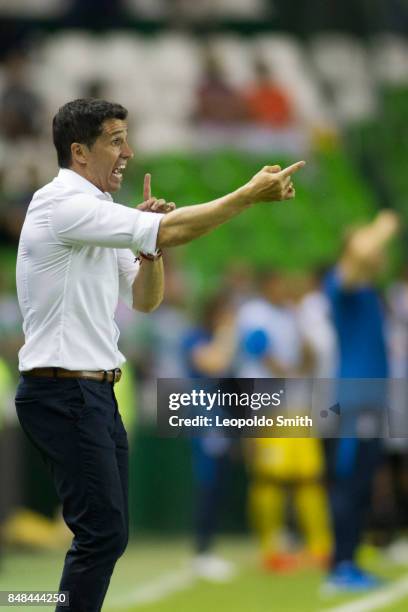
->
[[0, 1, 408, 611]]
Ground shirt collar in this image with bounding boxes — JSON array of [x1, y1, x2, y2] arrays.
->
[[57, 168, 113, 201]]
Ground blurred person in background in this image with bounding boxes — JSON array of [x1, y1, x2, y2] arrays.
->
[[0, 267, 25, 544], [14, 95, 304, 611], [182, 291, 238, 582], [243, 59, 295, 130], [0, 268, 23, 368], [241, 57, 305, 153], [294, 270, 338, 380], [323, 210, 400, 592], [370, 263, 408, 562], [0, 165, 42, 246], [0, 269, 62, 555], [0, 353, 17, 560], [194, 50, 248, 127], [0, 51, 44, 245], [0, 50, 43, 143], [293, 268, 339, 435], [237, 270, 333, 572], [236, 270, 312, 379], [387, 263, 408, 379], [221, 260, 255, 307]]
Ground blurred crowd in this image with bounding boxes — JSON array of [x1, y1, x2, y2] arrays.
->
[[0, 26, 407, 244], [0, 41, 303, 245], [113, 210, 408, 587]]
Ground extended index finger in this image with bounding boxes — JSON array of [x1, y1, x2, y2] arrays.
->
[[279, 160, 306, 178], [143, 173, 151, 200]]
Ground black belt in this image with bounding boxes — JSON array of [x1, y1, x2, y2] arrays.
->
[[21, 367, 122, 384]]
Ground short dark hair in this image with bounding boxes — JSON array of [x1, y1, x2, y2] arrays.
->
[[52, 98, 128, 168]]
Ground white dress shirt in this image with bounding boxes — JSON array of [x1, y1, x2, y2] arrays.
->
[[16, 168, 163, 371]]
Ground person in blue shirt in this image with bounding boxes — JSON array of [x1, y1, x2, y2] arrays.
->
[[323, 210, 399, 593], [182, 292, 239, 582]]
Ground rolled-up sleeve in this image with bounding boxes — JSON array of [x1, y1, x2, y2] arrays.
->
[[50, 194, 164, 254]]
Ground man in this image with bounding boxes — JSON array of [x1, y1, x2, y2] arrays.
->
[[237, 271, 332, 572], [15, 98, 304, 612], [323, 210, 399, 592], [182, 292, 238, 581]]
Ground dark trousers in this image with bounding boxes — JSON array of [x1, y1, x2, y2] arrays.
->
[[15, 376, 129, 612], [191, 438, 229, 555], [326, 437, 383, 567]]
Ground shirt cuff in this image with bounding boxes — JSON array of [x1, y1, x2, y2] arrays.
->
[[132, 211, 164, 255]]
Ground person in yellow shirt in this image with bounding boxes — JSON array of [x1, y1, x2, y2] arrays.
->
[[247, 433, 332, 571]]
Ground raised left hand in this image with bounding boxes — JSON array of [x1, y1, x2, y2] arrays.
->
[[136, 173, 176, 214]]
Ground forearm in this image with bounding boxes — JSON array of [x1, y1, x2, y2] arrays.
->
[[156, 160, 305, 247], [340, 211, 399, 286], [355, 220, 396, 257], [192, 326, 237, 375], [157, 187, 251, 247], [338, 254, 377, 286], [132, 257, 164, 313]]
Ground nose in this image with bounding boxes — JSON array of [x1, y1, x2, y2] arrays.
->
[[122, 141, 134, 160]]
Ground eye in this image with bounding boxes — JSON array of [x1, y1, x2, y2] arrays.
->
[[112, 138, 122, 146]]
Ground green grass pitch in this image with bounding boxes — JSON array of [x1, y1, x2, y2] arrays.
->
[[1, 537, 408, 611]]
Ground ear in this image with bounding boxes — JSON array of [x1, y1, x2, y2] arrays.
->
[[70, 142, 88, 166]]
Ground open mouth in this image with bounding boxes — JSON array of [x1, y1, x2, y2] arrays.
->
[[112, 164, 126, 179]]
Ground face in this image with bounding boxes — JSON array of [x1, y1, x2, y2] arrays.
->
[[263, 275, 288, 306], [73, 118, 134, 193]]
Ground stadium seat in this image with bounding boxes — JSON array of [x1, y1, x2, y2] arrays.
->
[[96, 33, 149, 82], [128, 0, 267, 21], [332, 86, 377, 123], [211, 0, 268, 19], [132, 120, 194, 153], [0, 0, 63, 18], [256, 33, 304, 75], [94, 34, 153, 116], [255, 34, 333, 127], [370, 34, 408, 85], [309, 34, 376, 123], [310, 33, 370, 87], [148, 33, 201, 87], [208, 35, 255, 87], [42, 31, 101, 82], [29, 38, 82, 116]]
